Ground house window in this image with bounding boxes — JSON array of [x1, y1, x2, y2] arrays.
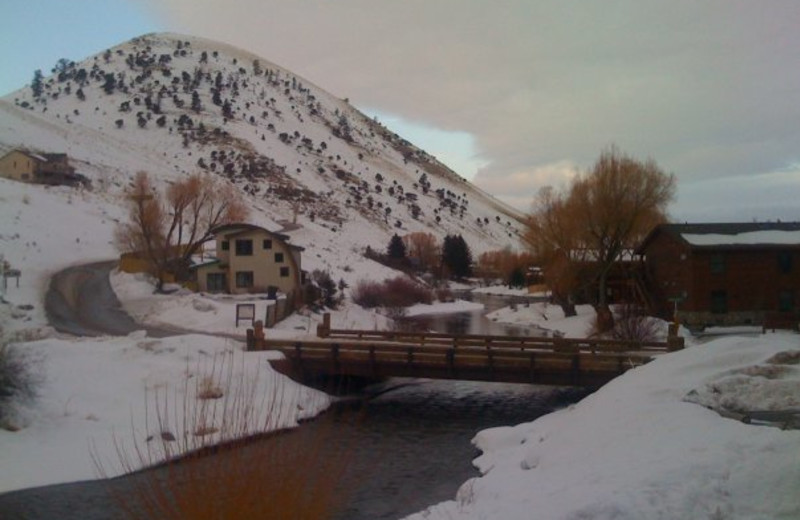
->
[[275, 252, 284, 263], [778, 251, 792, 274], [710, 290, 727, 314], [710, 255, 725, 274], [221, 240, 229, 251], [235, 271, 254, 288], [778, 290, 795, 312], [235, 239, 253, 256], [263, 239, 272, 250], [280, 266, 290, 277], [206, 273, 226, 292]]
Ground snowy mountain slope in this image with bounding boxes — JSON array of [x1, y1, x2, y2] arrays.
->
[[0, 32, 525, 278]]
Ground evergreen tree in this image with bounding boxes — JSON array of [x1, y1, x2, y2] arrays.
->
[[191, 90, 202, 112], [31, 69, 43, 98], [442, 234, 473, 279], [102, 73, 116, 94], [507, 266, 526, 289], [387, 233, 407, 260]]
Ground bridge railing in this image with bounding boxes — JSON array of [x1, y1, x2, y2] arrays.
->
[[314, 313, 684, 353]]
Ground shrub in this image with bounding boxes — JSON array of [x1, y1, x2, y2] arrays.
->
[[383, 277, 432, 307], [610, 304, 662, 343], [351, 277, 432, 309], [588, 304, 661, 343], [350, 280, 384, 308], [311, 270, 339, 308], [0, 339, 41, 428]]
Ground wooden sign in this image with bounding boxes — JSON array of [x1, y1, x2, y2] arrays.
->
[[235, 303, 256, 327]]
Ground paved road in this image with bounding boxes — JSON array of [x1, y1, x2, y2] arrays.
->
[[45, 260, 174, 338]]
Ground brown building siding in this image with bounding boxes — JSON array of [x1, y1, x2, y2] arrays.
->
[[638, 223, 800, 328]]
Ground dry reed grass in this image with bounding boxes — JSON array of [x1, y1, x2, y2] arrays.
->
[[93, 350, 355, 520]]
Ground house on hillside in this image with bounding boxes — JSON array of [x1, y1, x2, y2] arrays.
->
[[0, 149, 86, 187], [191, 223, 306, 300], [636, 222, 800, 329]]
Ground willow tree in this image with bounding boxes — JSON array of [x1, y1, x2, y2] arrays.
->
[[115, 171, 248, 291], [527, 147, 675, 322]]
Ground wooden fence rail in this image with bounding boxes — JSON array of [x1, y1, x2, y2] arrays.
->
[[248, 314, 683, 388], [314, 312, 685, 352]]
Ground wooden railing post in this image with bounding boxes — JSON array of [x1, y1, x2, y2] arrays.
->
[[317, 312, 331, 338], [667, 334, 684, 351], [254, 320, 265, 345]]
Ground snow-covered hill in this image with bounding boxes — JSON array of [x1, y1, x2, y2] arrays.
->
[[0, 32, 525, 284]]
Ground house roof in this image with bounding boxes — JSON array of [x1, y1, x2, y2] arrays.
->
[[211, 222, 304, 251], [2, 149, 68, 163], [637, 222, 800, 252]]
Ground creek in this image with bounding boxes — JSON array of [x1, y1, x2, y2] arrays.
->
[[0, 292, 585, 520]]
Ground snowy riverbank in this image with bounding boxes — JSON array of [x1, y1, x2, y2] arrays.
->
[[406, 330, 800, 519]]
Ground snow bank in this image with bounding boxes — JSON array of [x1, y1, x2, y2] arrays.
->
[[407, 334, 800, 520], [0, 333, 329, 493]]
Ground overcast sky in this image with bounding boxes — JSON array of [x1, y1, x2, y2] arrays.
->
[[2, 1, 799, 221]]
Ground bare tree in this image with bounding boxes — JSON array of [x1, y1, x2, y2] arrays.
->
[[402, 232, 440, 271], [526, 147, 675, 323], [525, 186, 586, 316], [115, 172, 248, 291]]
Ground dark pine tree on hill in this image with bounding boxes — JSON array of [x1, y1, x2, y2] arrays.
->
[[387, 233, 407, 261], [31, 69, 44, 98], [442, 234, 473, 279], [191, 90, 202, 112]]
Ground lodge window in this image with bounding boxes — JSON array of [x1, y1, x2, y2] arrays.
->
[[235, 271, 254, 288], [778, 290, 795, 312], [221, 240, 229, 251], [275, 252, 284, 263], [280, 266, 290, 277], [710, 255, 725, 274], [710, 290, 727, 314], [235, 239, 253, 256], [263, 239, 273, 250], [778, 251, 792, 274]]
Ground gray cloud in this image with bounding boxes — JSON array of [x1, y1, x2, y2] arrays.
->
[[144, 0, 800, 220]]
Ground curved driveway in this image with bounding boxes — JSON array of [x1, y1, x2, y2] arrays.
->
[[45, 260, 174, 338]]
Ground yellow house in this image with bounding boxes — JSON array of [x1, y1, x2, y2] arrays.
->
[[0, 150, 39, 182], [192, 223, 305, 297], [0, 149, 77, 184]]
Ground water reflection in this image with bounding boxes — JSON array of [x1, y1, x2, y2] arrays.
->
[[402, 291, 550, 337]]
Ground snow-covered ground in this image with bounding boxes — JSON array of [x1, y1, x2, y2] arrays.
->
[[407, 331, 800, 520], [0, 333, 329, 493], [1, 179, 798, 518]]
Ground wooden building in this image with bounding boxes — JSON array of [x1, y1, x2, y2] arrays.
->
[[192, 223, 305, 298], [636, 222, 800, 329], [0, 149, 82, 186]]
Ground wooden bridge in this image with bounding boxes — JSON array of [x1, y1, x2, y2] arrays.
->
[[248, 314, 684, 389]]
